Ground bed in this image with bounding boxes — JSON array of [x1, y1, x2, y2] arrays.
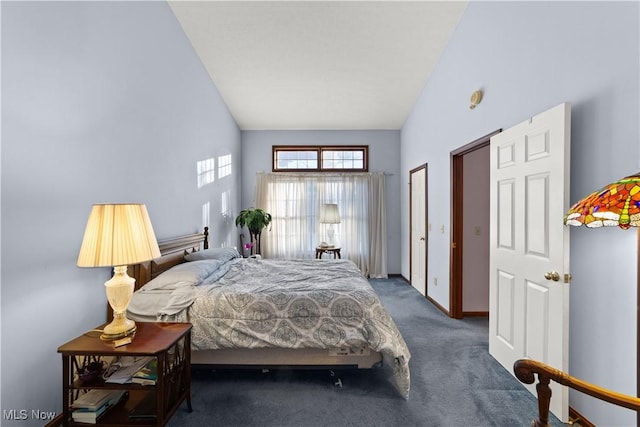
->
[[125, 229, 411, 398]]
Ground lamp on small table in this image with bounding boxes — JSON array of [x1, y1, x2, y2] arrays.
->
[[319, 203, 340, 248], [77, 204, 160, 341]]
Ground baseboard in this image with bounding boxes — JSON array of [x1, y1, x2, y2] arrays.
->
[[462, 311, 489, 317], [426, 295, 451, 317], [569, 406, 595, 427]]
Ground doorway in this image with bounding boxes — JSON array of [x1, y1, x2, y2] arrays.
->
[[450, 130, 500, 319], [410, 164, 427, 296]]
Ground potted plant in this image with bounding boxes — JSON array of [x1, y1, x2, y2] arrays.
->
[[235, 208, 272, 255]]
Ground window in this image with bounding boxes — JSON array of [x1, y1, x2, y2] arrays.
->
[[255, 171, 388, 278], [273, 146, 368, 172], [197, 158, 215, 188], [217, 154, 232, 179]]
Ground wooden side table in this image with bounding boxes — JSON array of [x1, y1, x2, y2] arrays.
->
[[57, 322, 192, 426], [315, 246, 341, 259]]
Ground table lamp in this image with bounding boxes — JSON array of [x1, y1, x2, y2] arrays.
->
[[77, 204, 161, 340], [319, 203, 340, 247]]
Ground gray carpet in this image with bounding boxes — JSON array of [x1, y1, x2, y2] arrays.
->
[[167, 277, 561, 426]]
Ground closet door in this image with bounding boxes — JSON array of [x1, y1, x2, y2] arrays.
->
[[410, 165, 427, 296]]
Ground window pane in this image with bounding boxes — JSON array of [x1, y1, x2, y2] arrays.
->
[[218, 154, 232, 179], [276, 150, 318, 169], [197, 157, 215, 188], [322, 149, 364, 169]]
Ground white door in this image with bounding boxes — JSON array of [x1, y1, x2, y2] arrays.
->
[[411, 166, 427, 296], [489, 103, 571, 422]]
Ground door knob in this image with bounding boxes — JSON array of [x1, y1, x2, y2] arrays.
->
[[544, 271, 560, 281]]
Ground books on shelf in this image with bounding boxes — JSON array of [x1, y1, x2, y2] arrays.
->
[[71, 389, 127, 424], [131, 358, 157, 385], [72, 405, 108, 424], [72, 389, 123, 411]]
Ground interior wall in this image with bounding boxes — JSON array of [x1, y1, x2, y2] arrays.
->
[[1, 2, 240, 424], [400, 2, 639, 425], [241, 130, 402, 274], [462, 145, 489, 313]]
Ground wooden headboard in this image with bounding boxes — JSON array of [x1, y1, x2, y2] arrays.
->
[[128, 226, 209, 291]]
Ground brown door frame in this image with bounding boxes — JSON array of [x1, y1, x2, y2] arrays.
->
[[409, 163, 428, 297], [450, 130, 501, 319]]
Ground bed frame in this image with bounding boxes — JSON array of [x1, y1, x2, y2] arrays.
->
[[127, 228, 383, 370]]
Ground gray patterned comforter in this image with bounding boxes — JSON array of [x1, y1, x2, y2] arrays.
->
[[138, 258, 411, 398]]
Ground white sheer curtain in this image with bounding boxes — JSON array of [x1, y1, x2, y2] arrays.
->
[[368, 173, 388, 278], [254, 172, 387, 277]]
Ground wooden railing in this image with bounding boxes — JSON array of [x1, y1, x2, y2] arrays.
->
[[513, 359, 640, 427]]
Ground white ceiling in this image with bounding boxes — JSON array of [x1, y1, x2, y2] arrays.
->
[[168, 1, 468, 130]]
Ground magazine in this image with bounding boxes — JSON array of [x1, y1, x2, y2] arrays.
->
[[103, 356, 153, 384], [131, 358, 157, 385]]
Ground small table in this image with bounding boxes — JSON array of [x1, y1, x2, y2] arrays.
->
[[315, 246, 341, 259], [57, 322, 192, 426]]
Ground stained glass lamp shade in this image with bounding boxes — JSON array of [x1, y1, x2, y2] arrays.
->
[[564, 173, 640, 229]]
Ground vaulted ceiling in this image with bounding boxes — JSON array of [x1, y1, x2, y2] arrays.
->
[[168, 1, 468, 130]]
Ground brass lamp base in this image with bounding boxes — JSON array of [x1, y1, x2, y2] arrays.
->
[[100, 324, 137, 341]]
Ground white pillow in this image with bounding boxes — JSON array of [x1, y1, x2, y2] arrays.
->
[[184, 247, 240, 263], [142, 259, 223, 291]]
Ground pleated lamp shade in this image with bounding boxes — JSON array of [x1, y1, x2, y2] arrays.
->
[[77, 204, 161, 268], [319, 204, 341, 224]]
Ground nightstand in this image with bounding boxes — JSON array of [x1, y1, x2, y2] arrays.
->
[[57, 322, 192, 426], [315, 246, 341, 259]]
